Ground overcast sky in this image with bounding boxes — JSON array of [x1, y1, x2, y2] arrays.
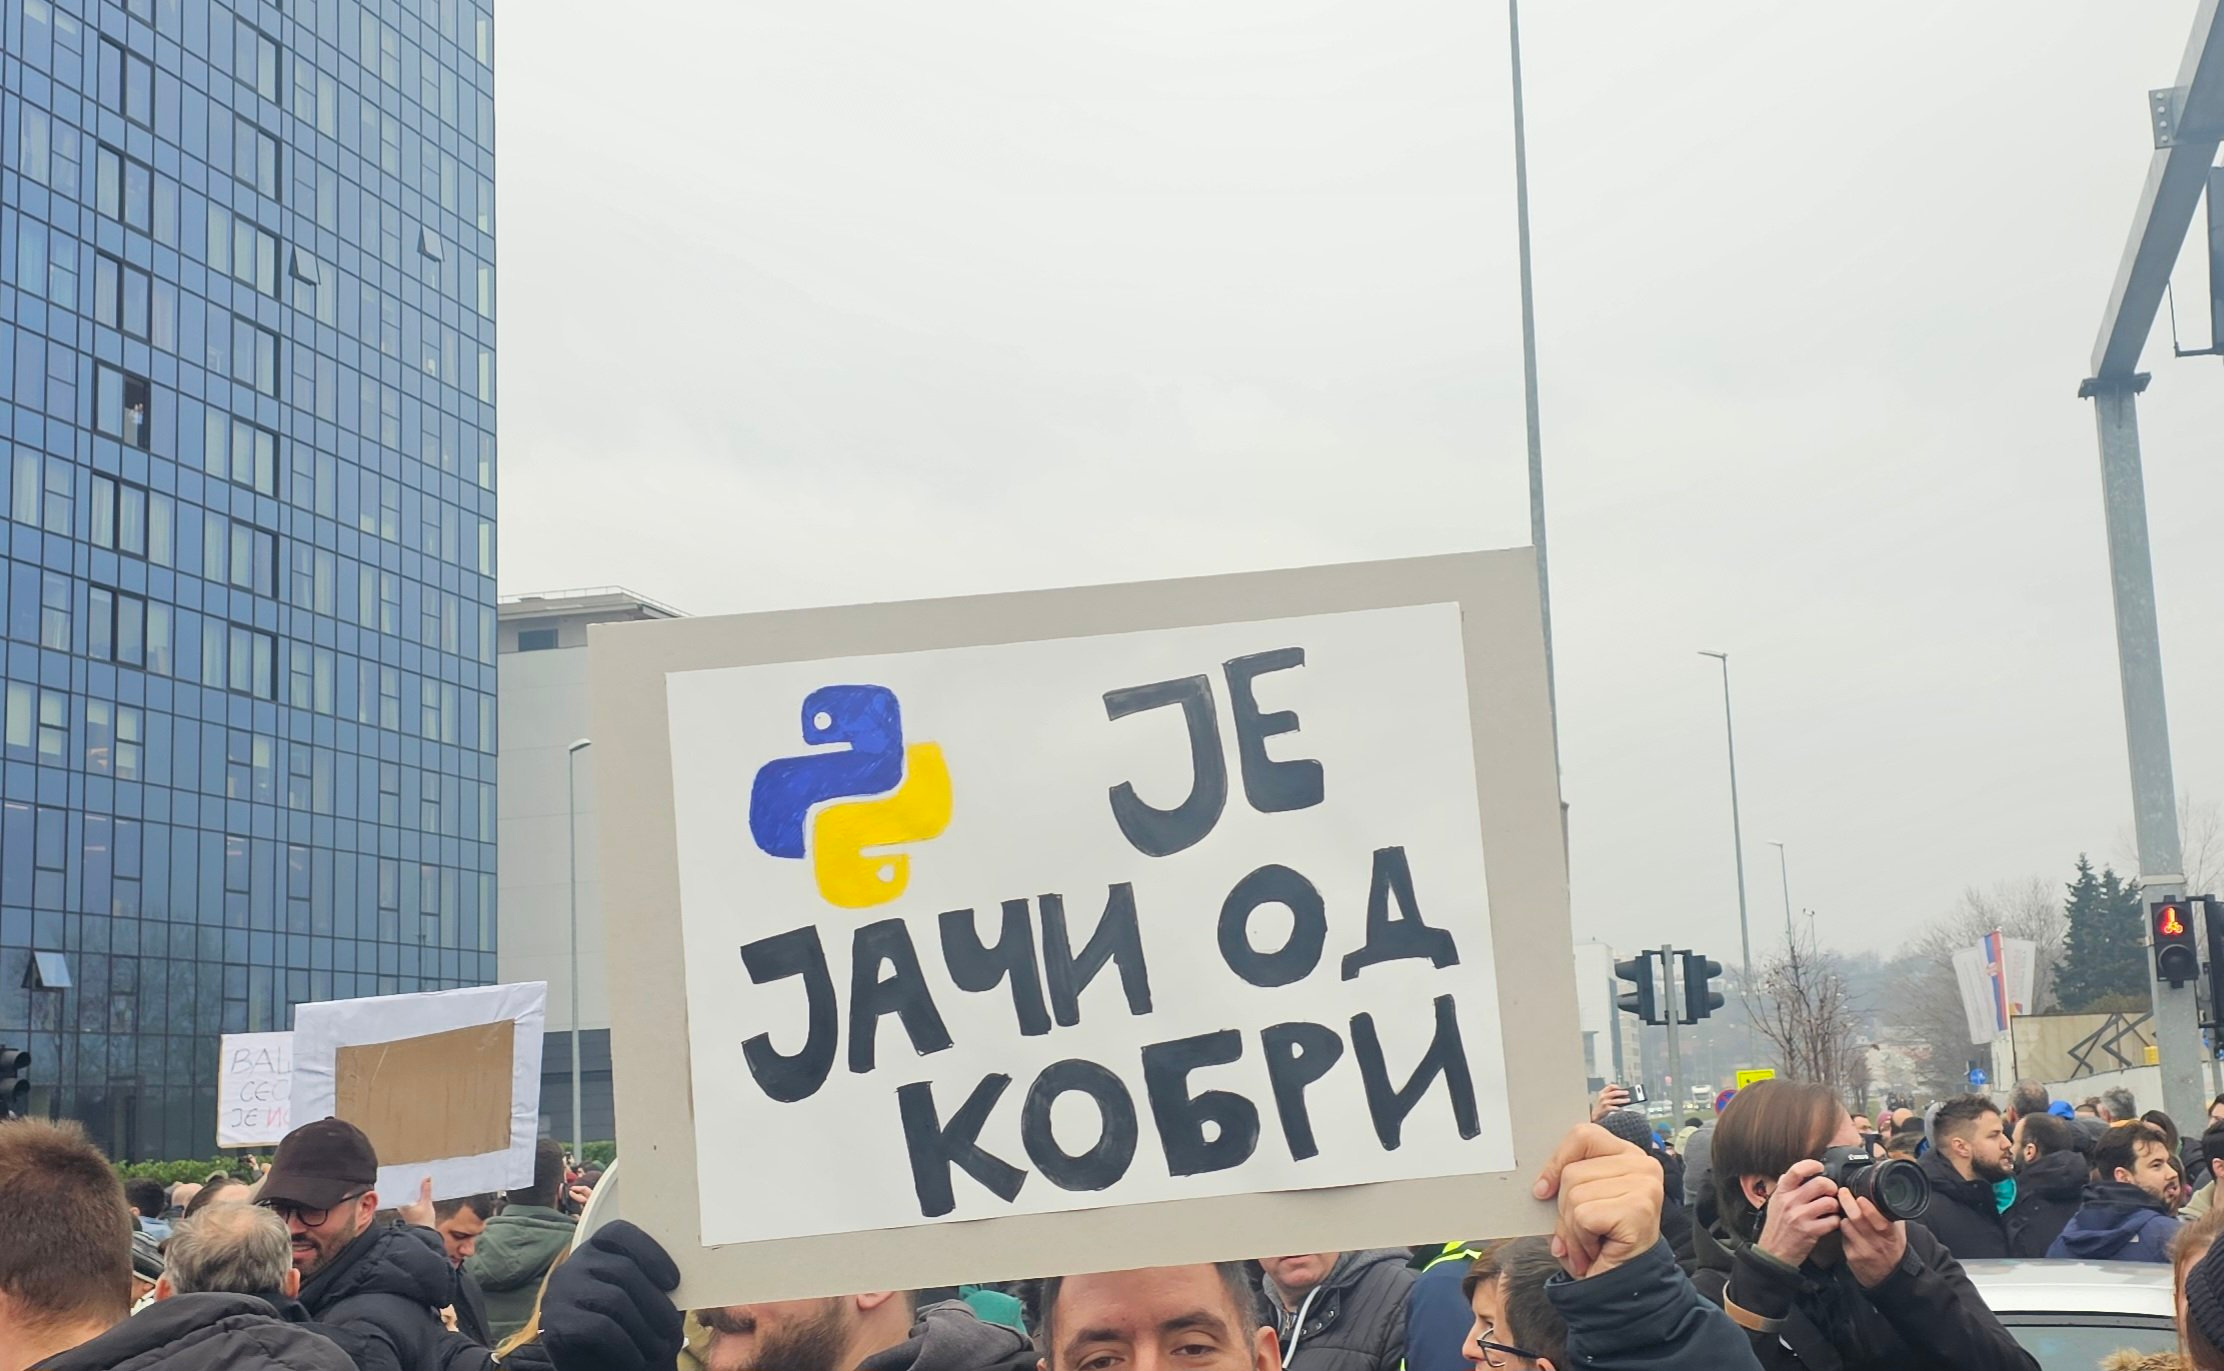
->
[[494, 3, 2224, 959]]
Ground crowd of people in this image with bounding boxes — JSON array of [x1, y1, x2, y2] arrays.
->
[[13, 1077, 2224, 1371]]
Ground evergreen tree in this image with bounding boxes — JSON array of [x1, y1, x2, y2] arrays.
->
[[2054, 854, 2149, 1011]]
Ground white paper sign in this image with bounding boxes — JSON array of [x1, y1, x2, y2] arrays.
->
[[291, 982, 547, 1201], [217, 1031, 294, 1148], [666, 601, 1512, 1247]]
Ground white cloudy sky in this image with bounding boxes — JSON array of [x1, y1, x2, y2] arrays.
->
[[493, 3, 2224, 958]]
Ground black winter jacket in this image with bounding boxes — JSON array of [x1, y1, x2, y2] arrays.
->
[[2005, 1150, 2088, 1258], [1691, 1214, 2037, 1371], [1546, 1239, 1761, 1371], [1909, 1151, 2014, 1260], [33, 1292, 358, 1371], [298, 1221, 493, 1371], [1267, 1250, 1415, 1371]]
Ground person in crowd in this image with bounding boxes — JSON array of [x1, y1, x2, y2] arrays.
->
[[1594, 1110, 1693, 1264], [150, 1203, 390, 1370], [431, 1194, 498, 1346], [256, 1117, 491, 1370], [1256, 1248, 1412, 1371], [127, 1232, 164, 1312], [2048, 1120, 2182, 1262], [0, 1118, 355, 1371], [1681, 1088, 1737, 1208], [167, 1181, 204, 1219], [1882, 1130, 1921, 1161], [1913, 1095, 2018, 1259], [2184, 1123, 2224, 1222], [1405, 1243, 1487, 1371], [1691, 1078, 2037, 1371], [2104, 1088, 2140, 1124], [122, 1178, 171, 1241], [184, 1174, 251, 1219], [2006, 1082, 2049, 1130], [2006, 1112, 2090, 1258], [466, 1140, 577, 1343]]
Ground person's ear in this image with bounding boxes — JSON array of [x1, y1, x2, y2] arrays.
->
[[1740, 1175, 1772, 1210], [1254, 1322, 1283, 1371], [1537, 1360, 1557, 1371], [154, 1275, 175, 1301], [855, 1291, 900, 1314], [282, 1268, 301, 1299]]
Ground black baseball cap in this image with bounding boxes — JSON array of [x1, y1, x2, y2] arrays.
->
[[259, 1117, 379, 1209]]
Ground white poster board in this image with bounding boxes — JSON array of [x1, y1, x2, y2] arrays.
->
[[291, 983, 547, 1200], [217, 1031, 294, 1149], [591, 551, 1583, 1304]]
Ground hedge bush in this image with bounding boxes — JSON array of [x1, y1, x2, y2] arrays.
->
[[114, 1158, 255, 1185], [579, 1140, 615, 1168]]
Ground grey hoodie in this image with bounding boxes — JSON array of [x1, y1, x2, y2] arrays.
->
[[1264, 1250, 1415, 1371], [859, 1301, 1038, 1371]]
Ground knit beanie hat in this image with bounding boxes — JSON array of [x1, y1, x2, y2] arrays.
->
[[1598, 1109, 1660, 1154], [2184, 1230, 2224, 1356]]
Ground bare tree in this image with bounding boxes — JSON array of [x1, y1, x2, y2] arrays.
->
[[2111, 792, 2224, 898], [1885, 877, 2064, 1096], [1750, 921, 1865, 1093]]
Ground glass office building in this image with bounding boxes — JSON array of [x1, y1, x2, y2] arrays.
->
[[0, 0, 497, 1158]]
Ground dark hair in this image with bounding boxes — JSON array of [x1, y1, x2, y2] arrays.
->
[[1712, 1079, 1844, 1232], [1036, 1264, 1262, 1363], [2175, 1208, 2224, 1369], [2144, 1110, 2182, 1149], [1932, 1095, 1999, 1145], [434, 1192, 498, 1223], [514, 1139, 567, 1209], [2009, 1080, 2050, 1119], [122, 1177, 167, 1218], [1683, 1116, 1703, 1130], [183, 1175, 244, 1219], [2203, 1121, 2224, 1173], [2103, 1086, 2138, 1121], [0, 1119, 134, 1330], [1459, 1238, 1568, 1369], [2020, 1112, 2082, 1161], [2095, 1120, 2169, 1181]]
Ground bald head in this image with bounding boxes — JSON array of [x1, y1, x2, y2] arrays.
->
[[163, 1204, 294, 1296]]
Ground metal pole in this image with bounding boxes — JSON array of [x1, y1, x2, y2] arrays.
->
[[1700, 653, 1753, 980], [1508, 0, 1557, 762], [567, 738, 592, 1156], [1772, 841, 1795, 944], [1661, 944, 1682, 1105], [2081, 379, 2203, 1129]]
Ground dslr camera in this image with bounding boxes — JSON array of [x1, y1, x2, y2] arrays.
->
[[1818, 1144, 1929, 1221]]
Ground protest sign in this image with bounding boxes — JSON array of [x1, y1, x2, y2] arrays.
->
[[591, 550, 1582, 1304], [292, 982, 547, 1199], [217, 1031, 294, 1148]]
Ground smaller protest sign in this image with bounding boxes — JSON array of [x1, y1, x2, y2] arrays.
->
[[292, 983, 547, 1199], [217, 1032, 294, 1148], [1734, 1067, 1775, 1090]]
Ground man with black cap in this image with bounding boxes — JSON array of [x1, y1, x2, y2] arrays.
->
[[256, 1117, 494, 1371]]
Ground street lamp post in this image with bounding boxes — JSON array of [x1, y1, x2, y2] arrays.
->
[[1769, 840, 1795, 944], [566, 738, 592, 1158], [1698, 652, 1753, 981]]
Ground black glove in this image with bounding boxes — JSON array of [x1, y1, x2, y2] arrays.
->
[[538, 1220, 684, 1371]]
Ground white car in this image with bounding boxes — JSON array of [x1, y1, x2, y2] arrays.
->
[[1961, 1259, 2176, 1369]]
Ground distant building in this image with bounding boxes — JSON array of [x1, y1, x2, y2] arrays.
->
[[0, 0, 500, 1157], [497, 588, 680, 1143]]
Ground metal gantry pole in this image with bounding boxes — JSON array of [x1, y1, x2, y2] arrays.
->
[[1661, 944, 1682, 1103], [1771, 840, 1795, 944], [2080, 381, 2202, 1127]]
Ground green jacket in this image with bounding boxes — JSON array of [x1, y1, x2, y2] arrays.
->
[[462, 1205, 576, 1342]]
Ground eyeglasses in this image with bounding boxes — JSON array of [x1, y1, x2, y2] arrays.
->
[[259, 1191, 367, 1228], [1472, 1322, 1544, 1368]]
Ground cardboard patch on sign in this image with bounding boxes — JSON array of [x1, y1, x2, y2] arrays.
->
[[335, 1022, 515, 1166]]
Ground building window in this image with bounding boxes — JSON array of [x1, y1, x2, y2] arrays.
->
[[37, 691, 66, 763], [39, 574, 70, 651], [235, 19, 279, 102], [96, 367, 152, 449], [516, 627, 558, 652]]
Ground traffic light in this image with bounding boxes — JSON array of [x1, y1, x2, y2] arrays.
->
[[0, 1045, 27, 1119], [2204, 898, 2224, 1029], [1681, 952, 1726, 1024], [2154, 899, 2199, 987], [1615, 952, 1663, 1026]]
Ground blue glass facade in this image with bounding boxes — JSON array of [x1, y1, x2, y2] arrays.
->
[[0, 0, 496, 1158]]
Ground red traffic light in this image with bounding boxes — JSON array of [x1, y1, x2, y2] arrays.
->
[[2158, 903, 2190, 940]]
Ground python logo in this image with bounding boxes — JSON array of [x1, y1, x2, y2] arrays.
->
[[747, 685, 952, 909]]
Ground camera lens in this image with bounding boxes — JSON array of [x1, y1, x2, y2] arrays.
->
[[1866, 1157, 1930, 1220]]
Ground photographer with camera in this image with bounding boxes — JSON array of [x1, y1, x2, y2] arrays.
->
[[1691, 1079, 2036, 1371]]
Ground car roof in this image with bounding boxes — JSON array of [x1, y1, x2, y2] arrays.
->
[[1962, 1259, 2176, 1317]]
